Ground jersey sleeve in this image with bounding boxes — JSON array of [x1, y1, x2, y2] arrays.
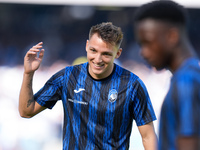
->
[[34, 68, 65, 109], [174, 74, 200, 136], [131, 78, 157, 126]]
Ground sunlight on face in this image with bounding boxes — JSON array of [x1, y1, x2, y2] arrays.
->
[[86, 33, 122, 79]]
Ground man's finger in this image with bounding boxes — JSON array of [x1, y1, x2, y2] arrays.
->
[[32, 42, 43, 49], [38, 49, 45, 60]]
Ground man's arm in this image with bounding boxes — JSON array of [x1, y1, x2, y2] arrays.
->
[[177, 136, 200, 150], [138, 122, 158, 150], [19, 42, 46, 118]]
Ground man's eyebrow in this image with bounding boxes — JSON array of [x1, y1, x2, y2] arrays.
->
[[88, 45, 95, 49]]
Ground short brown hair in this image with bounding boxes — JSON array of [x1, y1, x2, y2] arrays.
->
[[89, 22, 123, 48]]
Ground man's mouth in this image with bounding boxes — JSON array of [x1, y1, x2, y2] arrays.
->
[[93, 62, 104, 68]]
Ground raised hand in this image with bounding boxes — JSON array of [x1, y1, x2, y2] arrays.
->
[[24, 42, 45, 74]]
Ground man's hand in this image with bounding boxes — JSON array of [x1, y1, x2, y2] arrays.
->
[[24, 42, 44, 74], [19, 42, 46, 118]]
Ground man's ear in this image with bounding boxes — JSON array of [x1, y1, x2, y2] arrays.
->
[[168, 28, 179, 46], [115, 48, 122, 59], [86, 40, 89, 52]]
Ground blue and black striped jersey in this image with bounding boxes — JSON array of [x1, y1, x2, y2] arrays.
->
[[34, 62, 156, 150], [158, 58, 200, 150]]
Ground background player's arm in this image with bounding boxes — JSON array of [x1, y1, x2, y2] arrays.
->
[[138, 122, 158, 150], [19, 42, 46, 118], [177, 136, 200, 150]]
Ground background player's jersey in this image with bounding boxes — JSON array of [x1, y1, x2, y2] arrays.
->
[[159, 58, 200, 150], [34, 62, 156, 150]]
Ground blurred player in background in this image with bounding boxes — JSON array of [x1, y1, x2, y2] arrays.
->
[[134, 0, 200, 150], [19, 22, 157, 149]]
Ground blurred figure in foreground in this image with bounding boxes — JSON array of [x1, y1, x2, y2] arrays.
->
[[19, 22, 157, 149], [134, 0, 200, 150]]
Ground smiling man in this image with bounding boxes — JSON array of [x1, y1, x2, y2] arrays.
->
[[19, 22, 157, 150]]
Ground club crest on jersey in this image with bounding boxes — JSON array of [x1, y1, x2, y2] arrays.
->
[[108, 89, 118, 103]]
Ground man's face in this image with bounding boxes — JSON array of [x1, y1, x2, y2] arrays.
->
[[86, 33, 122, 79], [135, 19, 173, 70]]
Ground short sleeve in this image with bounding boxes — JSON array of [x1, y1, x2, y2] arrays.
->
[[34, 69, 64, 109], [131, 78, 157, 126]]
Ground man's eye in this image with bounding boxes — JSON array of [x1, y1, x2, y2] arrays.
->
[[90, 49, 96, 52], [104, 53, 111, 56]]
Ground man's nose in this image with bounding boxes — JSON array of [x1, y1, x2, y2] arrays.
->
[[95, 54, 102, 63]]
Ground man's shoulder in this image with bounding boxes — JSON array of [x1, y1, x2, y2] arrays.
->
[[173, 58, 200, 81], [64, 62, 87, 73], [115, 64, 139, 81], [51, 63, 87, 79], [115, 64, 141, 87]]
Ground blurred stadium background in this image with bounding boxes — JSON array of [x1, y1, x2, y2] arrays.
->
[[0, 0, 200, 149]]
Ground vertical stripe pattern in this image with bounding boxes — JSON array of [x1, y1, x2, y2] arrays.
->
[[159, 58, 200, 150], [34, 62, 156, 150]]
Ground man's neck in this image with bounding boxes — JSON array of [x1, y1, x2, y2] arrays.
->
[[169, 44, 195, 73]]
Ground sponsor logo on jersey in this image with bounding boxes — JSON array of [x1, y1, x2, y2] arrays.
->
[[74, 88, 85, 93], [108, 89, 118, 103], [68, 99, 88, 105]]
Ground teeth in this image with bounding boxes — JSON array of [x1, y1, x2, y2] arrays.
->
[[94, 63, 103, 67]]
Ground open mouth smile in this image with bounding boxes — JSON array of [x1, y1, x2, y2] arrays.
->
[[93, 62, 104, 69]]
